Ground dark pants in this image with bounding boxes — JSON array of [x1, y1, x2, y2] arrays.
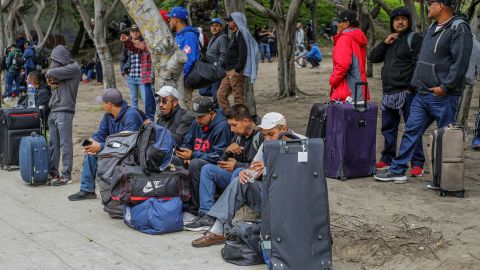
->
[[96, 62, 103, 83], [199, 80, 221, 109], [306, 55, 320, 67], [381, 93, 424, 168], [390, 93, 459, 175], [4, 71, 20, 97]]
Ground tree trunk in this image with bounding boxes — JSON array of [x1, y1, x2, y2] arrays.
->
[[310, 0, 318, 41], [471, 9, 480, 37], [71, 22, 85, 56], [275, 20, 298, 98], [419, 0, 426, 33], [6, 0, 19, 46], [404, 0, 420, 32], [120, 0, 186, 95], [225, 0, 246, 13], [468, 1, 480, 22], [35, 0, 58, 52]]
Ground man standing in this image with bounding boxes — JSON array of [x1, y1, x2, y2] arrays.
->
[[46, 45, 81, 186], [295, 23, 305, 52], [329, 10, 369, 101], [169, 6, 201, 109], [369, 7, 425, 177], [199, 18, 229, 108], [217, 12, 260, 113], [4, 45, 22, 101], [258, 26, 272, 63], [23, 42, 36, 78], [374, 0, 473, 186], [120, 25, 144, 110], [68, 89, 144, 200], [155, 85, 194, 145]]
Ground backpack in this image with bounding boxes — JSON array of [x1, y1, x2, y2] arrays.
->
[[221, 221, 265, 266], [450, 19, 480, 84], [406, 31, 416, 52], [34, 54, 49, 69], [12, 51, 24, 70], [135, 123, 175, 174]]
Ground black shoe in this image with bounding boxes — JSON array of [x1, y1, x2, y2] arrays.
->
[[68, 190, 97, 201], [51, 177, 72, 186], [184, 214, 215, 232]]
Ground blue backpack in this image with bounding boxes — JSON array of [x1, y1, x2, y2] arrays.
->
[[123, 197, 183, 235]]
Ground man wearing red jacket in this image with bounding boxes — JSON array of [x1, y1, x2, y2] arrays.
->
[[329, 10, 369, 101]]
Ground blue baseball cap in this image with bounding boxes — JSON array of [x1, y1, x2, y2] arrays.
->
[[169, 6, 189, 21], [209, 18, 222, 25]]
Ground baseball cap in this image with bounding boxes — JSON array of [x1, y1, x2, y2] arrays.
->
[[335, 10, 358, 24], [187, 97, 215, 117], [95, 88, 123, 105], [130, 24, 140, 32], [258, 112, 287, 130], [209, 18, 223, 25], [155, 85, 179, 99], [169, 6, 189, 21], [160, 10, 170, 22]]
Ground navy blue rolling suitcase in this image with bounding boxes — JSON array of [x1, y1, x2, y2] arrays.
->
[[19, 133, 49, 184]]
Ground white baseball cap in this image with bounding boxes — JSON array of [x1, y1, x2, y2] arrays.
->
[[258, 112, 287, 130], [155, 85, 179, 99]]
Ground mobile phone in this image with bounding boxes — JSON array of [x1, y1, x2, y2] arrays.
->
[[211, 154, 225, 162], [174, 145, 181, 151], [82, 139, 92, 147]]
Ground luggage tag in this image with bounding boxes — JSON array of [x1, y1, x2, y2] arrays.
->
[[298, 144, 308, 163]]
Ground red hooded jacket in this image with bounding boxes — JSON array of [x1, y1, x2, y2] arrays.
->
[[330, 27, 369, 101]]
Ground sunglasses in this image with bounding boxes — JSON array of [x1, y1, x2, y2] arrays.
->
[[156, 97, 170, 104]]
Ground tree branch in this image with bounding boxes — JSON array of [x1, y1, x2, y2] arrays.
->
[[0, 0, 14, 10], [36, 0, 58, 51], [73, 0, 93, 40], [245, 0, 278, 21], [32, 0, 45, 42], [105, 0, 120, 21], [285, 0, 304, 33], [372, 0, 392, 15]]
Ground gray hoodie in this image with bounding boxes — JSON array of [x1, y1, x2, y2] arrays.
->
[[46, 45, 81, 114]]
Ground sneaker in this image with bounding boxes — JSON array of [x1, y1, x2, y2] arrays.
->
[[46, 174, 60, 186], [83, 80, 90, 84], [183, 212, 198, 224], [192, 231, 226, 248], [184, 215, 215, 232], [376, 161, 390, 170], [471, 138, 480, 150], [68, 190, 97, 201], [410, 166, 424, 177], [374, 170, 407, 183], [50, 177, 72, 186], [426, 182, 440, 190]]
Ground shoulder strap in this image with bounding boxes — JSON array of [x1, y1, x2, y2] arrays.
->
[[407, 31, 415, 51], [252, 131, 261, 151], [137, 125, 153, 170], [451, 18, 468, 30]]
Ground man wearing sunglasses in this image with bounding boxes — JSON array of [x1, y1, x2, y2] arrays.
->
[[374, 0, 473, 187], [155, 85, 194, 145]]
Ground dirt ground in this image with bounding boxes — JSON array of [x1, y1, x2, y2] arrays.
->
[[3, 54, 480, 269]]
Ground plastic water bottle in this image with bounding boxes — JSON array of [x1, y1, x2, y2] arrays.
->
[[27, 83, 35, 108]]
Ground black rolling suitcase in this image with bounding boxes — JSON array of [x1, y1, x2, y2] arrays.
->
[[261, 134, 333, 270], [0, 108, 42, 170], [305, 103, 328, 138]]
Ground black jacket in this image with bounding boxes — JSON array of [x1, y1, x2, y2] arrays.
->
[[224, 30, 247, 73], [369, 7, 423, 94], [222, 128, 264, 170], [157, 107, 194, 145]]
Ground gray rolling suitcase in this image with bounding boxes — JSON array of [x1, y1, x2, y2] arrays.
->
[[261, 134, 332, 270]]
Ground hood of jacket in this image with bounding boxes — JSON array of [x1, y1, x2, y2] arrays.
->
[[178, 26, 200, 38], [390, 7, 413, 33], [335, 28, 368, 48], [50, 45, 74, 66]]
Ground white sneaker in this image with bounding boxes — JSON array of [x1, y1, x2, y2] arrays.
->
[[183, 212, 198, 224]]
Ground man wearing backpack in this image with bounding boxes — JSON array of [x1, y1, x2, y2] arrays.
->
[[4, 44, 23, 101], [184, 104, 263, 231], [23, 42, 36, 78], [374, 0, 473, 187], [369, 7, 425, 177], [68, 88, 145, 201], [169, 6, 201, 109]]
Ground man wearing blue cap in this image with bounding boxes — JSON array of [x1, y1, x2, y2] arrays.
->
[[169, 6, 200, 108], [199, 18, 229, 108]]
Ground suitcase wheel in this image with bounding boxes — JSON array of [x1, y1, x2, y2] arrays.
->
[[439, 190, 447, 197], [455, 191, 465, 198]]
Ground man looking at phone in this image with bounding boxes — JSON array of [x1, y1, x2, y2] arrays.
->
[[184, 104, 263, 231], [68, 88, 144, 201], [175, 96, 231, 216], [190, 112, 306, 247]]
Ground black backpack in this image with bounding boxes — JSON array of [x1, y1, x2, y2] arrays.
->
[[221, 221, 265, 266], [34, 54, 49, 69], [12, 51, 24, 70]]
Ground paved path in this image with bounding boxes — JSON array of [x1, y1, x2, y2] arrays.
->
[[0, 169, 264, 270]]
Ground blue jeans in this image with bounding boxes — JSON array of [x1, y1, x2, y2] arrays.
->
[[80, 154, 98, 192], [142, 83, 156, 122], [381, 93, 424, 168], [306, 55, 320, 67], [4, 71, 20, 97], [199, 165, 243, 215], [87, 69, 95, 81], [125, 75, 142, 109], [390, 93, 460, 175], [198, 80, 221, 109], [259, 43, 271, 62]]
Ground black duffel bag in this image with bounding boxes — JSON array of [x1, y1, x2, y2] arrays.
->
[[185, 56, 226, 89], [221, 221, 265, 266], [110, 164, 190, 205]]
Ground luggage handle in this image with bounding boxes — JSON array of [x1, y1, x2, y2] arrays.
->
[[277, 132, 300, 140], [354, 81, 368, 112]]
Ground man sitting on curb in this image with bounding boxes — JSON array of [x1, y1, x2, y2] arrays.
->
[[190, 112, 306, 247], [68, 88, 145, 201], [174, 97, 232, 217], [155, 85, 194, 145], [184, 104, 263, 231]]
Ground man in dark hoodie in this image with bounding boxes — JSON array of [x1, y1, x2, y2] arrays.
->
[[374, 0, 473, 187], [175, 96, 231, 216], [184, 104, 263, 231], [46, 45, 81, 186], [169, 6, 200, 109], [68, 88, 144, 200], [369, 7, 425, 177]]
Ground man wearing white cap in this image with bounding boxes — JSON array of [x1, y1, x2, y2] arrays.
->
[[191, 112, 306, 247], [155, 85, 194, 145]]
